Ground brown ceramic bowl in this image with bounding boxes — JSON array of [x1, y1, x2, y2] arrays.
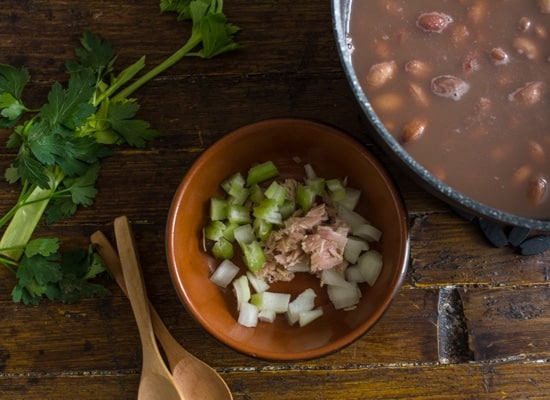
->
[[166, 118, 409, 361]]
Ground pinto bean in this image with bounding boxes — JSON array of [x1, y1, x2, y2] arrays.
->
[[416, 12, 453, 33], [404, 59, 431, 77], [408, 83, 430, 107], [490, 47, 510, 66], [527, 175, 548, 205], [518, 17, 532, 32], [401, 118, 428, 143], [508, 81, 545, 106], [528, 140, 546, 164], [468, 1, 487, 24], [512, 165, 532, 186], [462, 50, 482, 74], [431, 75, 470, 101], [372, 93, 403, 113], [538, 0, 550, 14], [450, 24, 470, 47], [365, 61, 397, 88], [513, 37, 539, 60]]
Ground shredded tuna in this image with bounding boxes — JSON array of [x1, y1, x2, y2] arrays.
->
[[257, 203, 350, 283]]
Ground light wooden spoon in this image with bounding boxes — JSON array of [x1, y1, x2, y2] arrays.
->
[[91, 226, 233, 400], [113, 216, 185, 400]]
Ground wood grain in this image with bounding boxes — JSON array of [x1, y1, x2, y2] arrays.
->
[[0, 0, 549, 398]]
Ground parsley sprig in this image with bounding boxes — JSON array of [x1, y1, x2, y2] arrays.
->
[[0, 0, 241, 305]]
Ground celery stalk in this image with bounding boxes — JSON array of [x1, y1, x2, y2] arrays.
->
[[0, 172, 63, 262]]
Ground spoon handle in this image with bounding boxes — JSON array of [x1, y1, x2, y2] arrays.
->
[[91, 229, 187, 369], [113, 216, 164, 371]]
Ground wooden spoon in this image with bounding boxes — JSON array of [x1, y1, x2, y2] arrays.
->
[[91, 226, 233, 400], [113, 216, 185, 400]]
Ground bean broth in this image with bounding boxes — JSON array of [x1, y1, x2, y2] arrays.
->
[[348, 0, 550, 219]]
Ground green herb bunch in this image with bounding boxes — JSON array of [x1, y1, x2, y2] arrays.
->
[[0, 0, 241, 305]]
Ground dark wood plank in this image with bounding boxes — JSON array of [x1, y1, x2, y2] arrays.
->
[[461, 286, 550, 361]]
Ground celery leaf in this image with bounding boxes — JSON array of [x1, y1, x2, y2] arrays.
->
[[107, 101, 159, 147]]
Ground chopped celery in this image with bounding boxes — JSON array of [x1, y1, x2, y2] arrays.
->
[[210, 197, 228, 221], [306, 177, 326, 195], [326, 178, 345, 193], [253, 218, 273, 242], [264, 181, 286, 205], [204, 220, 226, 241], [246, 161, 279, 186], [228, 187, 250, 206], [222, 221, 239, 242], [227, 204, 252, 225], [212, 237, 234, 259], [296, 184, 317, 212], [253, 198, 282, 225], [221, 172, 245, 196], [279, 199, 296, 220], [240, 240, 266, 272], [233, 223, 255, 244], [249, 183, 265, 204], [326, 179, 346, 202]]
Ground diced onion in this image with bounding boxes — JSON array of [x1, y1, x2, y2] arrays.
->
[[327, 282, 361, 310], [251, 291, 291, 314], [246, 271, 270, 293], [287, 288, 316, 325], [320, 269, 353, 288], [337, 187, 361, 210], [358, 250, 383, 286], [232, 275, 251, 310], [304, 163, 317, 180], [345, 264, 366, 283], [353, 223, 382, 242], [299, 307, 324, 327], [209, 259, 240, 288], [337, 205, 368, 229], [343, 236, 369, 264], [238, 302, 259, 327], [258, 308, 276, 323]]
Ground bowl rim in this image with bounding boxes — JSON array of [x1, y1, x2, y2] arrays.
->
[[332, 0, 550, 231], [166, 118, 410, 360]]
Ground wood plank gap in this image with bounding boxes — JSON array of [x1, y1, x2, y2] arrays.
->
[[437, 286, 473, 364]]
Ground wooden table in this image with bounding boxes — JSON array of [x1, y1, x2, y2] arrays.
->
[[1, 1, 549, 398]]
